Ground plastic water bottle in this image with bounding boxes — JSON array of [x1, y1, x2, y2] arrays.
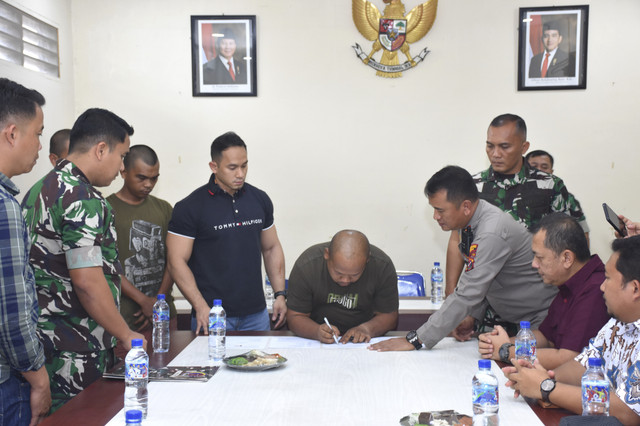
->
[[430, 261, 444, 304], [514, 321, 536, 363], [152, 294, 170, 353], [472, 359, 499, 425], [124, 339, 148, 419], [582, 357, 610, 416], [125, 409, 143, 425], [208, 299, 226, 361], [264, 278, 274, 305]]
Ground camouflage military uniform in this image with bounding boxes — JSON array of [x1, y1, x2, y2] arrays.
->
[[21, 159, 122, 411], [472, 160, 589, 232]]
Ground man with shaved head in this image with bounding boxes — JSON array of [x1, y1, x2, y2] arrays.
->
[[107, 145, 176, 358], [48, 129, 70, 167], [286, 230, 399, 343]]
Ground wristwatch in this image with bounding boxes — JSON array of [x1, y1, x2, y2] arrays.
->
[[274, 290, 287, 300], [540, 378, 556, 403], [499, 343, 514, 363], [406, 330, 423, 350]]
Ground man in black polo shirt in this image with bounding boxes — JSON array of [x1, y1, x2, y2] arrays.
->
[[167, 131, 287, 332]]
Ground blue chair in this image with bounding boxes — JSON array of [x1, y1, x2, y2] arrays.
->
[[396, 271, 426, 297]]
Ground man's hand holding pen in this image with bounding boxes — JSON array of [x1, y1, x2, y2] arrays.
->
[[318, 323, 340, 344], [321, 317, 341, 344]]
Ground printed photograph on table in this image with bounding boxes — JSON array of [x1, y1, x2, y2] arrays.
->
[[190, 15, 257, 96], [517, 5, 589, 91]]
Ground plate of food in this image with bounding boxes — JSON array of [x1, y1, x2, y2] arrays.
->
[[399, 410, 472, 426], [223, 350, 287, 371]]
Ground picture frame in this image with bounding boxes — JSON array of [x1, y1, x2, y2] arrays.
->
[[517, 5, 588, 91], [190, 15, 257, 97]]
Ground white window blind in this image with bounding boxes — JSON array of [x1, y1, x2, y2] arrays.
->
[[0, 1, 59, 78]]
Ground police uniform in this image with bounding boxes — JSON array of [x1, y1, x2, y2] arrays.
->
[[417, 200, 558, 349]]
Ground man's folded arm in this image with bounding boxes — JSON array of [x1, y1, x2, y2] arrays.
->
[[550, 361, 639, 423], [536, 348, 579, 370]]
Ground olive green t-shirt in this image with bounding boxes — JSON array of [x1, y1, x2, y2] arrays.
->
[[287, 243, 399, 334], [106, 194, 176, 327]]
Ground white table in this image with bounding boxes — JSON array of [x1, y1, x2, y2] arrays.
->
[[106, 336, 543, 425]]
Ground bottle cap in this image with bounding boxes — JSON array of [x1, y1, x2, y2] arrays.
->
[[157, 294, 165, 300], [478, 359, 491, 369], [131, 338, 143, 347], [588, 357, 603, 367], [213, 299, 222, 306], [125, 409, 143, 423], [520, 321, 530, 329], [434, 262, 440, 267]]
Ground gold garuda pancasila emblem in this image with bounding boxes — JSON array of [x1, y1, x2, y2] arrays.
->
[[352, 0, 438, 78]]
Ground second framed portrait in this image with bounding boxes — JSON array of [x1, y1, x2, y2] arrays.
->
[[191, 15, 257, 97], [517, 5, 589, 91]]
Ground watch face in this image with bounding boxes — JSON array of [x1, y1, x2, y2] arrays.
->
[[406, 331, 417, 341], [541, 379, 555, 391]]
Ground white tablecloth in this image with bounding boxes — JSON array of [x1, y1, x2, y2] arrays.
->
[[107, 336, 543, 425]]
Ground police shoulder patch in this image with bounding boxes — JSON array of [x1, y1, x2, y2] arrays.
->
[[465, 244, 478, 272]]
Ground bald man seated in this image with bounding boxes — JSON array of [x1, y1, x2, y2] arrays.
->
[[286, 230, 399, 344]]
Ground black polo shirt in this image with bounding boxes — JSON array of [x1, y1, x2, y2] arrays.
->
[[169, 174, 274, 317]]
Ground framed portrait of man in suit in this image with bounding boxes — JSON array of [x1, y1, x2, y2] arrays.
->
[[517, 5, 588, 91], [191, 15, 257, 96]]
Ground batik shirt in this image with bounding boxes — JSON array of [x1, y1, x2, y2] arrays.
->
[[472, 160, 589, 232], [22, 160, 123, 353], [576, 318, 640, 415]]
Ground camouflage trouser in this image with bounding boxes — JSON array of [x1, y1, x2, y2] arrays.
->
[[44, 348, 116, 413]]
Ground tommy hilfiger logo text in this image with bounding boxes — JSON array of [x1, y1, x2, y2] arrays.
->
[[212, 219, 263, 231]]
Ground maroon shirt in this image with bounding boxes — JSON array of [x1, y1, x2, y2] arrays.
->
[[538, 255, 610, 353]]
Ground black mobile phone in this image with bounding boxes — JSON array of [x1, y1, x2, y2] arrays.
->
[[603, 203, 627, 236]]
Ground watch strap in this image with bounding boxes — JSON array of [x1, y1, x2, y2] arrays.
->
[[499, 343, 514, 363], [274, 290, 287, 300], [406, 331, 422, 350]]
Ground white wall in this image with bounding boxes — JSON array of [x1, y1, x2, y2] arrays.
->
[[11, 0, 640, 278], [2, 0, 75, 193]]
